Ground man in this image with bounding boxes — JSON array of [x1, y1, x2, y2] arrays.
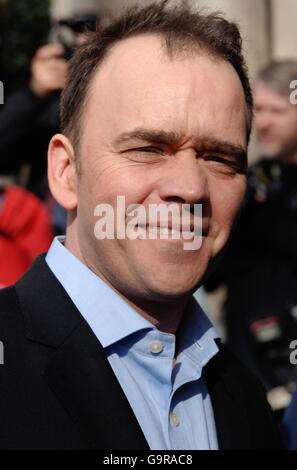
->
[[204, 61, 297, 414], [0, 2, 281, 449]]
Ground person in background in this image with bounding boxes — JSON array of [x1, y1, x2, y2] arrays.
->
[[204, 61, 297, 417], [0, 182, 52, 287], [0, 7, 104, 286], [0, 42, 66, 199], [0, 7, 99, 237]]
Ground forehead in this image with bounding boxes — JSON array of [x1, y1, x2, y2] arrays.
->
[[84, 34, 247, 145]]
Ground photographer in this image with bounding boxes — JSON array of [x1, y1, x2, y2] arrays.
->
[[0, 42, 66, 199], [0, 8, 98, 195], [0, 11, 98, 239]]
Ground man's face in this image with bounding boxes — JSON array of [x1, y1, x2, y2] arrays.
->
[[73, 35, 247, 301], [254, 81, 297, 158]]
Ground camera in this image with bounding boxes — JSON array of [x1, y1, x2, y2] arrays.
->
[[55, 13, 98, 60]]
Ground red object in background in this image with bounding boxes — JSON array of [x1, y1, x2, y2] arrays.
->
[[0, 185, 53, 287]]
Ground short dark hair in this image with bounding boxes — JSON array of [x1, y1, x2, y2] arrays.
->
[[60, 0, 253, 153], [256, 60, 297, 98]]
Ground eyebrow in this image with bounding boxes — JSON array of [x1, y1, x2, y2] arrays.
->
[[196, 137, 247, 161], [115, 128, 181, 147], [115, 127, 247, 170]]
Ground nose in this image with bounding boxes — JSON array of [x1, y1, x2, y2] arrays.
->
[[158, 151, 209, 205]]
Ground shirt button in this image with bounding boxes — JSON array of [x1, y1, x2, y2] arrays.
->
[[149, 340, 163, 354], [170, 412, 180, 427]]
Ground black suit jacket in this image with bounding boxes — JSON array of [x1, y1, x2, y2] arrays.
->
[[0, 256, 282, 449]]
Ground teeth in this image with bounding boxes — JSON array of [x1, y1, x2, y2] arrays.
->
[[136, 225, 196, 239], [147, 226, 159, 235], [147, 226, 172, 237], [169, 228, 180, 238], [159, 227, 170, 237], [182, 230, 195, 239], [146, 226, 194, 238]]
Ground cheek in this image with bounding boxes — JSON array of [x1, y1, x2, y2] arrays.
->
[[79, 162, 158, 221], [81, 155, 132, 197]]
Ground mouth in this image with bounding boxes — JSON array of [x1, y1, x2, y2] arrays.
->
[[136, 222, 208, 239]]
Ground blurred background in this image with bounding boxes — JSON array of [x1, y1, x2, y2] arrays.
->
[[1, 0, 297, 443]]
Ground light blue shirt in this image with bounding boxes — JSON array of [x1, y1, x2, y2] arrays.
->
[[46, 236, 220, 450]]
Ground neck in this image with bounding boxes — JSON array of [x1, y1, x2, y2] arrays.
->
[[65, 224, 190, 335], [122, 294, 190, 334]]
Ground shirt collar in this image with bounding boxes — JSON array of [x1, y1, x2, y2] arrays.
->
[[177, 297, 220, 370], [46, 236, 153, 347], [46, 236, 220, 356]]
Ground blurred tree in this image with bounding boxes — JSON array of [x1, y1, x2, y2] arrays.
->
[[0, 0, 50, 94]]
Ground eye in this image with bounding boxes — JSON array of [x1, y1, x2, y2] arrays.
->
[[204, 154, 230, 165], [203, 154, 241, 173], [121, 146, 165, 164], [132, 146, 163, 154]]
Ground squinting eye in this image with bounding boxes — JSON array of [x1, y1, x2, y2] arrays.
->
[[203, 154, 241, 173], [123, 146, 165, 163], [204, 155, 229, 164], [134, 146, 163, 154]]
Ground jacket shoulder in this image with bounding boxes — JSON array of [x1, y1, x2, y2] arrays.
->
[[208, 344, 283, 449]]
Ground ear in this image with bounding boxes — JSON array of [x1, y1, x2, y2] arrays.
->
[[48, 134, 78, 210]]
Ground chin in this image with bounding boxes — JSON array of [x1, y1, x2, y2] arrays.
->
[[141, 267, 205, 300], [144, 286, 197, 302]]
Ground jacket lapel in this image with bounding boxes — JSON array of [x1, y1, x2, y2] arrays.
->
[[44, 319, 149, 450], [15, 255, 149, 450], [205, 345, 251, 450]]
